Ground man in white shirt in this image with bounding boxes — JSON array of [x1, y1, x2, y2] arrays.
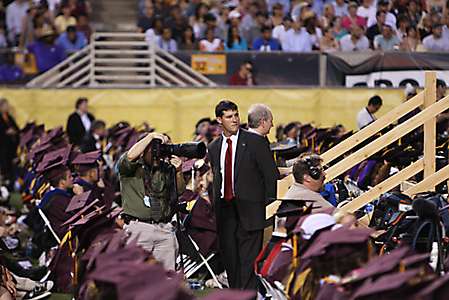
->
[[156, 27, 178, 52], [332, 0, 348, 17], [423, 23, 449, 51], [281, 17, 313, 52], [247, 103, 274, 137], [340, 24, 370, 51], [357, 95, 383, 130], [442, 13, 449, 40], [6, 0, 29, 46], [273, 16, 292, 42]]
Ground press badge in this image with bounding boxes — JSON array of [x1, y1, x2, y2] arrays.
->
[[143, 196, 151, 208]]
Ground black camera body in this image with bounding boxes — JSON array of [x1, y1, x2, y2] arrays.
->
[[152, 139, 206, 159]]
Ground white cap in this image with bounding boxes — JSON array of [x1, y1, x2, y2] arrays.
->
[[404, 84, 416, 97], [228, 10, 241, 19], [300, 213, 337, 240]]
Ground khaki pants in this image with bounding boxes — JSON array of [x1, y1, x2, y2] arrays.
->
[[124, 220, 179, 270]]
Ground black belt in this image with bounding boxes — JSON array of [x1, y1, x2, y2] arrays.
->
[[122, 214, 167, 225]]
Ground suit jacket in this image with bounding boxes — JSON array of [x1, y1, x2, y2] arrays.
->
[[81, 134, 99, 153], [66, 112, 94, 146], [208, 129, 280, 231]]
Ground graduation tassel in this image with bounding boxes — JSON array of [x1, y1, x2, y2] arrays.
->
[[293, 234, 298, 268]]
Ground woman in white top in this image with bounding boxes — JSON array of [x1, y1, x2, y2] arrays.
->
[[319, 4, 335, 29], [189, 3, 208, 39], [199, 27, 224, 51]]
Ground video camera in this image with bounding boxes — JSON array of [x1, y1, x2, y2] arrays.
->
[[152, 139, 206, 159]]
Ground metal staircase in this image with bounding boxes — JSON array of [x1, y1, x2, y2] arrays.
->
[[26, 32, 216, 88]]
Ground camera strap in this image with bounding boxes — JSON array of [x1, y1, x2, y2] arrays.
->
[[141, 165, 167, 221]]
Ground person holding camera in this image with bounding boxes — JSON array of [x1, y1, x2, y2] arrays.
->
[[229, 60, 256, 86], [117, 132, 185, 270]]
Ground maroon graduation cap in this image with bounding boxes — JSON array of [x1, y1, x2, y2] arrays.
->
[[71, 150, 102, 173], [65, 191, 91, 212]]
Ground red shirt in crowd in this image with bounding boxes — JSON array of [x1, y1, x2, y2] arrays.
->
[[229, 72, 256, 86]]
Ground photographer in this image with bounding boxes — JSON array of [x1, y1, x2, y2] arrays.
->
[[117, 132, 185, 270], [229, 60, 256, 86]]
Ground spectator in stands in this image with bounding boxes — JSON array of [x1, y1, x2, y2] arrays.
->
[[156, 27, 178, 52], [66, 97, 95, 147], [153, 0, 169, 19], [332, 0, 348, 18], [310, 0, 327, 17], [199, 27, 223, 51], [229, 60, 255, 85], [68, 0, 92, 20], [367, 0, 396, 30], [241, 2, 258, 31], [366, 10, 386, 44], [29, 12, 48, 47], [170, 15, 186, 41], [303, 11, 322, 49], [417, 13, 432, 41], [405, 0, 421, 28], [137, 2, 154, 33], [6, 0, 29, 46], [436, 80, 449, 133], [396, 14, 409, 41], [18, 1, 39, 49], [242, 12, 266, 47], [340, 24, 370, 51], [145, 17, 164, 44], [178, 26, 198, 50], [356, 0, 376, 24], [374, 24, 400, 50], [27, 26, 66, 74], [319, 3, 335, 28], [0, 52, 25, 84], [400, 25, 422, 51], [224, 25, 248, 50], [282, 16, 313, 52], [81, 120, 106, 153], [56, 25, 87, 50], [0, 28, 7, 48], [181, 0, 203, 19], [319, 26, 340, 51], [291, 2, 310, 21], [330, 16, 349, 42], [228, 10, 242, 30], [357, 95, 382, 129], [267, 0, 290, 16], [54, 2, 77, 35], [76, 11, 92, 41], [252, 25, 280, 51], [267, 3, 285, 28], [198, 13, 225, 41], [423, 23, 449, 51], [272, 16, 291, 43], [342, 2, 366, 31], [189, 3, 207, 39]]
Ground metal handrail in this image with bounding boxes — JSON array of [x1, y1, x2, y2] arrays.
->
[[26, 32, 216, 88]]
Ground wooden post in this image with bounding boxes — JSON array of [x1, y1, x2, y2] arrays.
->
[[424, 71, 436, 188]]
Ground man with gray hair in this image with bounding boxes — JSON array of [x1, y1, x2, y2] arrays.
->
[[247, 103, 274, 137]]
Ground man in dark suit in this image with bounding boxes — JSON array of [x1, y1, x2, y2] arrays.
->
[[208, 100, 279, 290], [0, 99, 19, 184], [66, 98, 95, 147]]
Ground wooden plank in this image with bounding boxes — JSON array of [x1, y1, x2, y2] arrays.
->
[[321, 92, 424, 165], [404, 163, 449, 197], [265, 175, 295, 219], [324, 94, 449, 183], [424, 71, 436, 184], [342, 159, 424, 212]]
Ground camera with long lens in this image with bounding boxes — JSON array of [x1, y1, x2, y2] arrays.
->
[[152, 139, 206, 159]]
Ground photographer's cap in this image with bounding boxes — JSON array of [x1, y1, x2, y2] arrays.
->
[[72, 150, 102, 173]]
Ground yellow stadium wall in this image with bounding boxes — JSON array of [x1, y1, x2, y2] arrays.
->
[[0, 88, 405, 143]]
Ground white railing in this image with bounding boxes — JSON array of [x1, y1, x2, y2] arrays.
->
[[27, 32, 216, 88]]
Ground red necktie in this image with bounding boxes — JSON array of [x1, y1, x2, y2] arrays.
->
[[224, 138, 233, 202]]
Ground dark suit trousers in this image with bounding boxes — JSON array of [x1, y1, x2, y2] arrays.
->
[[217, 200, 263, 290]]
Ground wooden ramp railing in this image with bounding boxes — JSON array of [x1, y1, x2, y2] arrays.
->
[[275, 72, 449, 214]]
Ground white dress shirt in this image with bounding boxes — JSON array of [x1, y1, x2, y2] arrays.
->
[[78, 111, 92, 133], [281, 28, 313, 52], [220, 131, 239, 198], [357, 107, 376, 129]]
